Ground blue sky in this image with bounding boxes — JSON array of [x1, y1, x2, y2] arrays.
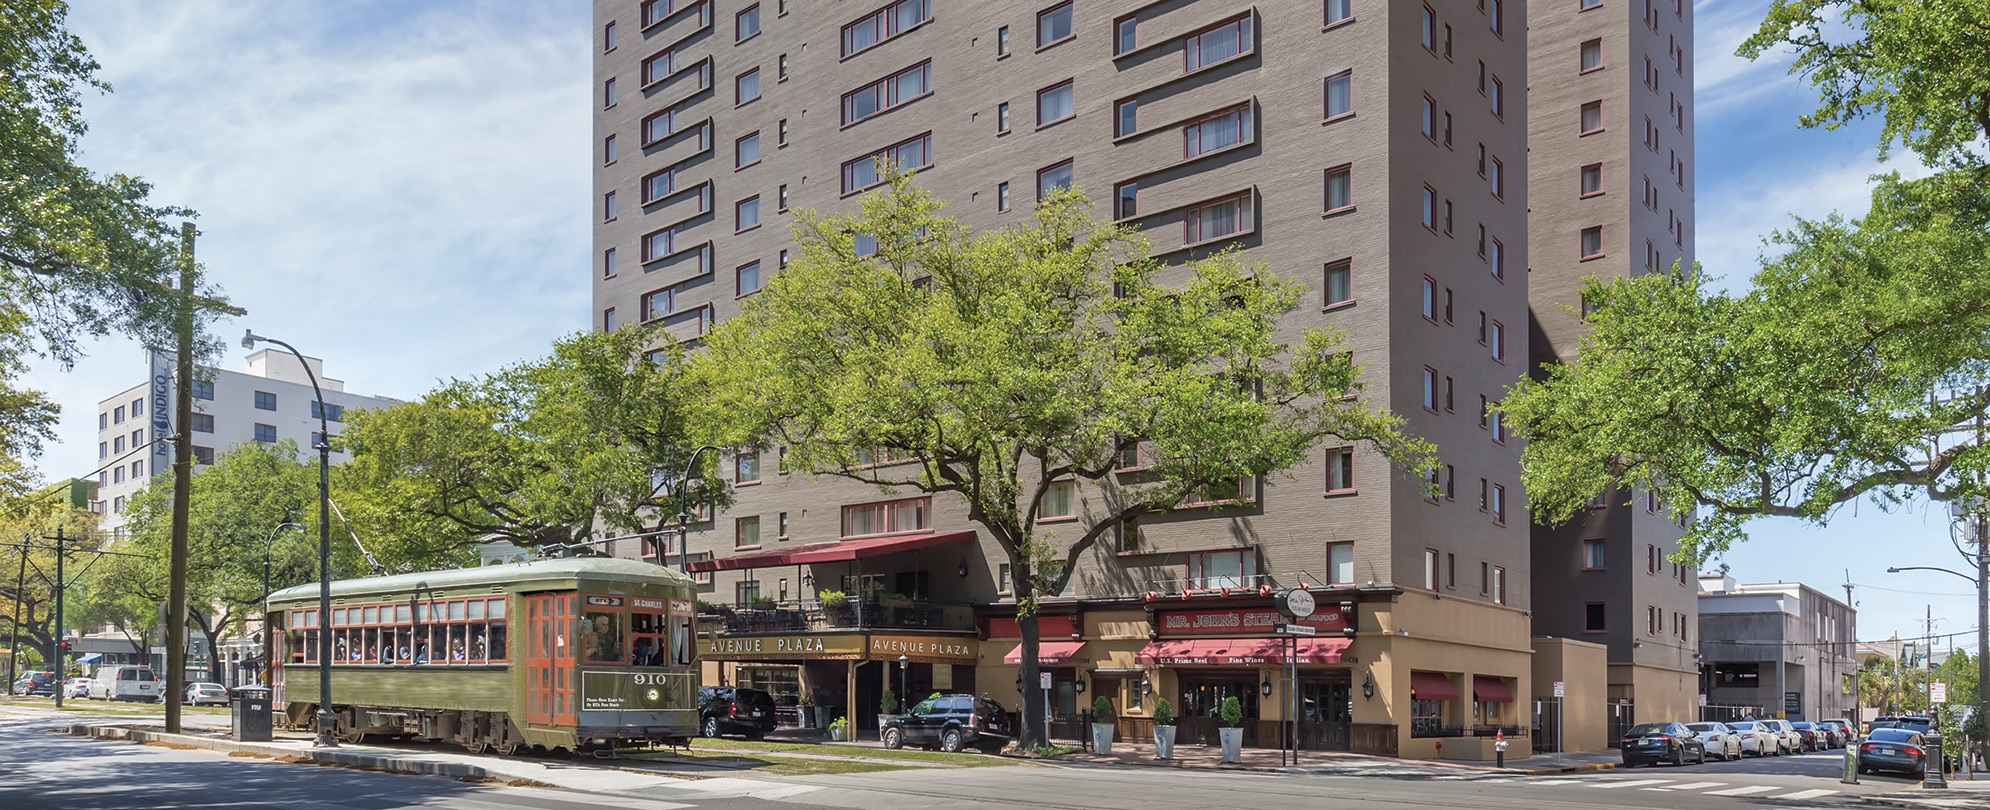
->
[[19, 1, 1971, 645]]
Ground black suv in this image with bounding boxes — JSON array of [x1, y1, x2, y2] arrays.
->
[[881, 694, 1012, 753], [11, 671, 56, 697], [697, 686, 777, 739]]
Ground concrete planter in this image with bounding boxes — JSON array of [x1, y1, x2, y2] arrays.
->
[[1092, 723, 1115, 755], [1219, 727, 1243, 763], [1153, 725, 1177, 760], [828, 725, 846, 741]]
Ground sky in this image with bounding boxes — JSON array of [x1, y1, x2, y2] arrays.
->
[[16, 1, 1976, 645]]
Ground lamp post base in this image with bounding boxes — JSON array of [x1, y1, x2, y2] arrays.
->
[[315, 709, 340, 748]]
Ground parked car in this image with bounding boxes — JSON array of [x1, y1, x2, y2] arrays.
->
[[11, 671, 56, 696], [1870, 715, 1935, 735], [1686, 722, 1742, 761], [1790, 722, 1825, 751], [88, 665, 160, 702], [1822, 718, 1859, 744], [696, 686, 776, 739], [1726, 721, 1776, 757], [1621, 721, 1707, 767], [184, 682, 229, 706], [1762, 719, 1803, 754], [62, 676, 92, 699], [880, 694, 1013, 753], [1859, 728, 1928, 777]]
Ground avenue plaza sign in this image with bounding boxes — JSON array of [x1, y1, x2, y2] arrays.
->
[[1155, 605, 1348, 636], [698, 632, 977, 663]]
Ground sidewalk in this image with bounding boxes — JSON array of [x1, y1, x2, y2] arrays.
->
[[1054, 739, 1621, 775], [1865, 779, 1990, 810]]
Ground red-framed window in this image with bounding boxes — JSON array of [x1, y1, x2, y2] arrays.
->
[[1327, 542, 1354, 585], [1183, 105, 1252, 156], [1183, 193, 1253, 245], [843, 0, 931, 57], [1324, 70, 1352, 119], [842, 61, 932, 126], [841, 496, 930, 537], [1037, 2, 1074, 48], [1324, 260, 1352, 307], [1184, 15, 1252, 72], [1583, 539, 1606, 570], [1325, 447, 1355, 492], [1324, 165, 1352, 212], [842, 132, 932, 194]]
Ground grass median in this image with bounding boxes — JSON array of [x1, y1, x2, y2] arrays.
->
[[683, 736, 1018, 768]]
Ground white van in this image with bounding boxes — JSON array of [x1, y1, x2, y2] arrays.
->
[[89, 666, 160, 702]]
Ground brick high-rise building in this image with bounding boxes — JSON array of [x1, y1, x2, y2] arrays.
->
[[1525, 0, 1700, 732], [595, 0, 1536, 757]]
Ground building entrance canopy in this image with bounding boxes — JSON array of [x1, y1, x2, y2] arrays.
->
[[1004, 641, 1086, 664], [1136, 637, 1351, 666], [686, 531, 976, 572]]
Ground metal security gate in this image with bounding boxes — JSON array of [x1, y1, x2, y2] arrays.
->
[[1607, 700, 1636, 749], [1700, 704, 1764, 724], [1533, 699, 1560, 754]]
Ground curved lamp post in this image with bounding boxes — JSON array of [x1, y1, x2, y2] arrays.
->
[[242, 330, 337, 748], [261, 522, 304, 686], [674, 446, 722, 573], [1887, 563, 1988, 756]]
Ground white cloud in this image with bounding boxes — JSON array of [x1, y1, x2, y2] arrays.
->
[[24, 1, 590, 480], [1694, 149, 1933, 292]]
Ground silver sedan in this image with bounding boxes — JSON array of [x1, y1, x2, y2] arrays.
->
[[1687, 722, 1742, 760]]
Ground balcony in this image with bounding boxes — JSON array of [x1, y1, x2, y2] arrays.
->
[[697, 597, 974, 634]]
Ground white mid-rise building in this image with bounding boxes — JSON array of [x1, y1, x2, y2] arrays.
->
[[90, 349, 402, 535]]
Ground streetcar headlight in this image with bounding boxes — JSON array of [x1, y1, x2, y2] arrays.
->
[[645, 687, 661, 703]]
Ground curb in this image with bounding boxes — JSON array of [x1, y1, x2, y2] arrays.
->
[[1043, 753, 1620, 776], [64, 724, 496, 780]]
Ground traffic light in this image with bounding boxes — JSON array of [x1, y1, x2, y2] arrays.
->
[[57, 639, 71, 654]]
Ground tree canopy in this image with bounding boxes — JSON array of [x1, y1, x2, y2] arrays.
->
[[336, 325, 725, 557], [696, 174, 1432, 745]]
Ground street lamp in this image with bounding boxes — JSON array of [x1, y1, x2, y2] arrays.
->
[[899, 654, 909, 714], [261, 522, 304, 687], [242, 330, 337, 748], [673, 446, 722, 573], [1888, 563, 1987, 761]]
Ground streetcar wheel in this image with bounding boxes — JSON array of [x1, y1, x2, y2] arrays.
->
[[465, 741, 489, 755], [495, 741, 519, 756], [940, 729, 964, 753], [702, 717, 721, 738], [338, 729, 366, 745], [883, 727, 904, 750]]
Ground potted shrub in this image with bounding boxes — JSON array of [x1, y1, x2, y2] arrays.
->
[[828, 715, 848, 741], [879, 687, 899, 737], [750, 595, 777, 610], [1218, 696, 1245, 763], [880, 592, 914, 609], [797, 691, 817, 728], [1091, 696, 1117, 754], [1152, 698, 1177, 760]]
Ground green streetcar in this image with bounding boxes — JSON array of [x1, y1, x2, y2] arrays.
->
[[267, 557, 699, 754]]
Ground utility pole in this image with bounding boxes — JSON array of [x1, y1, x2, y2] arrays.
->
[[164, 223, 195, 735], [1975, 388, 1988, 766], [49, 528, 62, 710], [7, 534, 27, 691]]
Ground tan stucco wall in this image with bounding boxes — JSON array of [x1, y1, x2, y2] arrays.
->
[[1533, 636, 1609, 752]]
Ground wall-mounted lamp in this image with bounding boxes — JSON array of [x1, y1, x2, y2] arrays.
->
[[1361, 672, 1375, 700], [1260, 679, 1273, 697], [1141, 678, 1153, 695], [802, 572, 814, 587], [958, 558, 970, 578], [1074, 679, 1087, 694]]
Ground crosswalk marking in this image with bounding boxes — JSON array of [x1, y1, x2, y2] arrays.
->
[[1770, 789, 1839, 800], [1587, 779, 1673, 789], [1657, 782, 1729, 791], [1703, 785, 1780, 796]]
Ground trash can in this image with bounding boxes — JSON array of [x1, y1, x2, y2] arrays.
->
[[231, 685, 272, 742]]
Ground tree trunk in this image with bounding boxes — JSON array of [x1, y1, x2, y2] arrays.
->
[[1012, 554, 1047, 750]]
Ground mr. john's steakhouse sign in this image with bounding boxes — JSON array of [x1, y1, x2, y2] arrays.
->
[[1155, 606, 1347, 636]]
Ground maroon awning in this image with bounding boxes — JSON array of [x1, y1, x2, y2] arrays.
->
[[1005, 641, 1086, 665], [686, 531, 976, 572], [1411, 671, 1459, 701], [1134, 637, 1350, 665], [1473, 675, 1513, 703]]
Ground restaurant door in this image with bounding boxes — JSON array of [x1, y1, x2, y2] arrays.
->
[[1178, 673, 1259, 747], [1296, 673, 1353, 751]]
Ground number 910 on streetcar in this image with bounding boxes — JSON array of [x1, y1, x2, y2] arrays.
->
[[267, 557, 699, 754]]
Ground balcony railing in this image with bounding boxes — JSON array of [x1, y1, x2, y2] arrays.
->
[[698, 597, 974, 633]]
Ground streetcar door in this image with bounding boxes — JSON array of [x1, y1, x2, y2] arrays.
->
[[525, 592, 579, 726]]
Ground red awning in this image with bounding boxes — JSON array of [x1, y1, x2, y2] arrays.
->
[[1472, 675, 1513, 703], [687, 531, 977, 572], [1134, 637, 1350, 666], [1410, 671, 1459, 701], [1005, 641, 1086, 665]]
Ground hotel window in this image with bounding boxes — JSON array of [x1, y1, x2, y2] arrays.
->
[[1037, 80, 1075, 126], [997, 563, 1013, 594], [736, 4, 760, 41], [1423, 549, 1439, 590], [778, 249, 790, 271], [997, 182, 1011, 212], [736, 451, 761, 483], [131, 460, 143, 477], [1445, 464, 1456, 499], [1114, 437, 1141, 470], [842, 61, 931, 126], [1584, 539, 1606, 569], [1327, 543, 1354, 585], [1187, 549, 1255, 590], [1582, 0, 1601, 7], [641, 109, 673, 145], [736, 516, 761, 548], [603, 307, 617, 332], [1581, 163, 1603, 196], [113, 466, 124, 484], [778, 54, 788, 81], [1489, 158, 1504, 199], [1489, 0, 1502, 35], [1443, 288, 1453, 322], [1490, 238, 1504, 279], [1038, 480, 1076, 520], [114, 405, 125, 424], [997, 25, 1010, 56], [99, 441, 106, 459], [1037, 2, 1073, 48], [1421, 95, 1435, 138], [193, 446, 214, 465], [1324, 260, 1352, 307], [1113, 181, 1137, 220], [1477, 312, 1487, 344], [736, 132, 761, 168], [604, 77, 616, 108], [841, 496, 930, 537], [777, 184, 789, 211], [1115, 15, 1138, 55], [736, 68, 761, 105], [1420, 276, 1436, 320], [1036, 159, 1073, 201], [1324, 71, 1352, 119], [1421, 367, 1438, 411], [641, 49, 676, 86], [603, 247, 618, 280], [1489, 75, 1503, 117], [1183, 193, 1251, 245], [1184, 15, 1251, 72], [1444, 376, 1454, 411], [1443, 113, 1452, 146], [130, 428, 142, 446], [1324, 165, 1352, 212], [1420, 186, 1435, 229], [841, 132, 931, 194], [843, 0, 931, 57], [777, 512, 789, 539], [1581, 226, 1604, 259], [190, 412, 214, 433], [1183, 106, 1251, 157], [1114, 519, 1141, 553], [605, 20, 617, 51], [1326, 0, 1352, 25], [1581, 38, 1602, 72], [641, 288, 674, 321], [1491, 484, 1506, 524], [1490, 320, 1505, 362], [254, 390, 277, 411], [736, 197, 761, 232], [1493, 567, 1506, 604], [854, 233, 879, 256], [1326, 447, 1354, 492], [737, 261, 763, 296], [603, 134, 617, 165], [603, 190, 617, 221], [1114, 98, 1138, 137], [1420, 5, 1435, 50], [253, 423, 277, 443], [778, 118, 789, 146], [997, 102, 1011, 133], [1581, 101, 1603, 133]]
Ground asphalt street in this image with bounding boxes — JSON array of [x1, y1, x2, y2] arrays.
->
[[0, 706, 1929, 810]]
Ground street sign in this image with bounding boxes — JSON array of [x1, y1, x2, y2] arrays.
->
[[1041, 672, 1053, 690], [1932, 683, 1949, 703], [1272, 623, 1317, 636], [1275, 589, 1316, 620], [1698, 693, 1708, 707], [1552, 681, 1566, 698]]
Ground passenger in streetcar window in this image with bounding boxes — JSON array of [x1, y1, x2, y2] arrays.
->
[[583, 612, 625, 663]]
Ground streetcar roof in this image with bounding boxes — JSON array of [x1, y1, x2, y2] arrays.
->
[[267, 556, 695, 604]]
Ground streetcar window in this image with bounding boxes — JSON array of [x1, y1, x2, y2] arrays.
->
[[395, 604, 411, 623], [489, 598, 506, 619], [363, 606, 378, 624], [673, 615, 692, 666], [449, 600, 466, 621], [583, 611, 626, 664], [486, 621, 507, 663]]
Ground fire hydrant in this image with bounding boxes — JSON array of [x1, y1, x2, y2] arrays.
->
[[1495, 731, 1509, 768]]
